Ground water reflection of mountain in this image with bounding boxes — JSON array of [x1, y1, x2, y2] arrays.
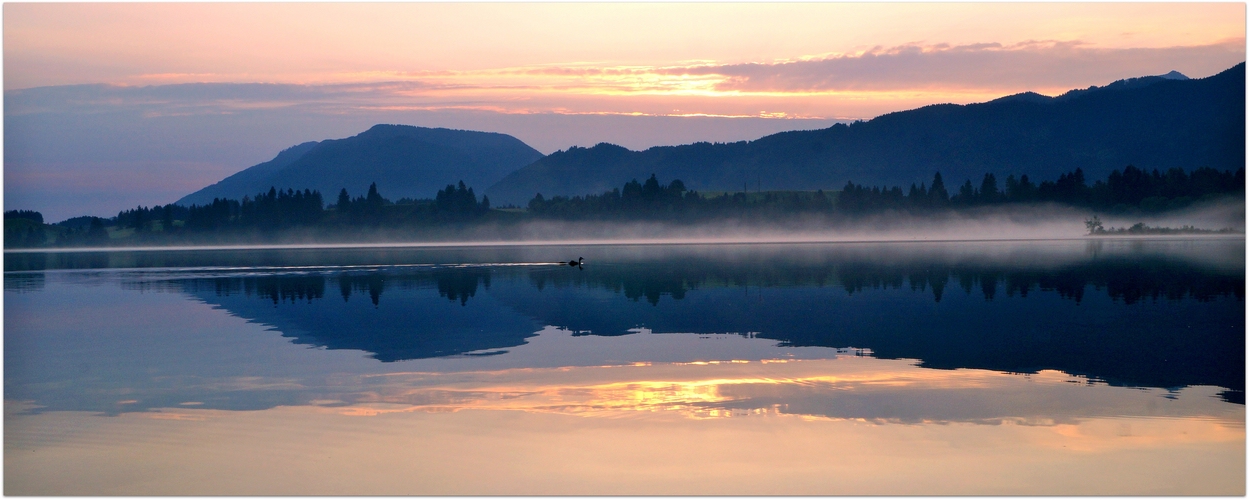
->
[[180, 253, 1243, 396], [184, 268, 537, 362], [527, 257, 1244, 306], [511, 258, 1244, 395]]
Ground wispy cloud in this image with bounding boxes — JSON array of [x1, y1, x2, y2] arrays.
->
[[662, 39, 1246, 93]]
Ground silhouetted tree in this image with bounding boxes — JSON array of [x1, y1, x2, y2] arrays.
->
[[337, 188, 351, 213]]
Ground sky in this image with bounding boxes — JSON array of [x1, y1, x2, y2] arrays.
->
[[3, 3, 1246, 221]]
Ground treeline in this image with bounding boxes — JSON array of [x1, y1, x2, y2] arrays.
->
[[119, 182, 491, 236], [837, 166, 1244, 213], [5, 164, 1243, 248], [528, 175, 703, 216], [5, 210, 43, 225], [526, 165, 1243, 219], [6, 210, 109, 247], [182, 187, 324, 230], [5, 180, 497, 248], [5, 210, 53, 247], [433, 181, 491, 216], [528, 174, 836, 218], [1085, 217, 1239, 236]]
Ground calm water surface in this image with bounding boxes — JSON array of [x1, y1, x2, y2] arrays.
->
[[4, 238, 1245, 494]]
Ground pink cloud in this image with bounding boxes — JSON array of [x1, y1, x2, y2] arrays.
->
[[659, 40, 1245, 92]]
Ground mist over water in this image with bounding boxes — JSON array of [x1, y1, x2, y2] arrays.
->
[[10, 198, 1244, 258], [475, 199, 1245, 244]]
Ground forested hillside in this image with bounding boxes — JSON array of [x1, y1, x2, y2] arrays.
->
[[486, 63, 1245, 205]]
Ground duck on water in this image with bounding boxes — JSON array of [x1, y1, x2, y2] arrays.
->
[[567, 257, 584, 268]]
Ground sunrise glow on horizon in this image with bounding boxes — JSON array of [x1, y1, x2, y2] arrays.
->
[[5, 3, 1245, 120]]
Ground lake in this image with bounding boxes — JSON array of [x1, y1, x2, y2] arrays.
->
[[4, 237, 1244, 494]]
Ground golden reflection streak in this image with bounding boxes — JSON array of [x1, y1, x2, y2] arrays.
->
[[317, 360, 1158, 422], [6, 357, 1244, 495]]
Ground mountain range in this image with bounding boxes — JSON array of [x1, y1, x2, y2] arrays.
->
[[177, 63, 1245, 207], [176, 124, 544, 206], [485, 63, 1244, 204]]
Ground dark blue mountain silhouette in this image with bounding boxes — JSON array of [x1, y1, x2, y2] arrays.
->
[[177, 124, 544, 206], [486, 63, 1244, 205]]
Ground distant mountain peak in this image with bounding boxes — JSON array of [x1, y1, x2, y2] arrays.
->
[[986, 70, 1191, 106], [990, 91, 1053, 104], [176, 125, 544, 207], [362, 123, 460, 135]]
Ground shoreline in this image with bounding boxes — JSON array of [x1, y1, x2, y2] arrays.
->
[[5, 233, 1244, 255]]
